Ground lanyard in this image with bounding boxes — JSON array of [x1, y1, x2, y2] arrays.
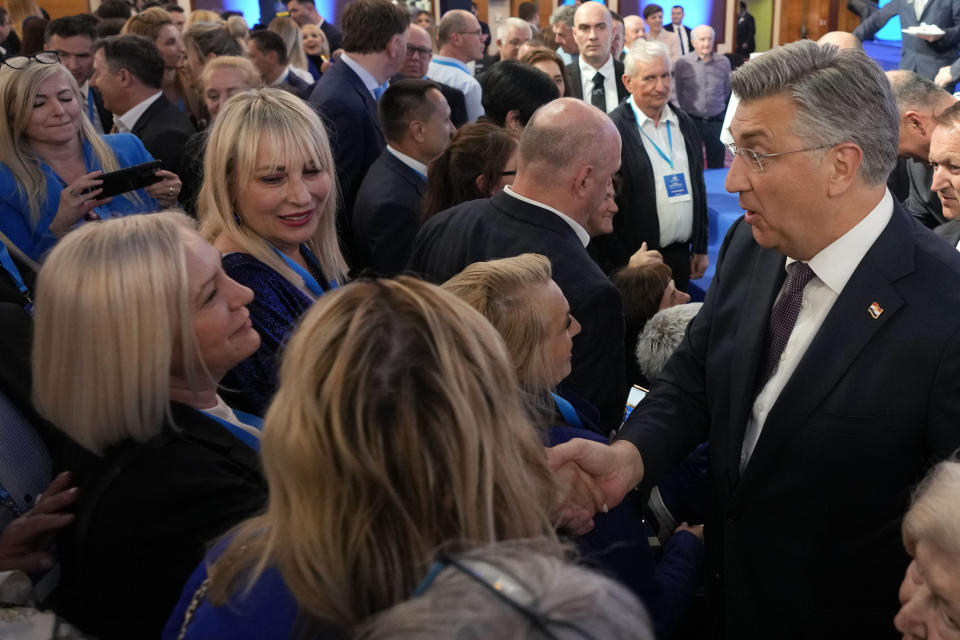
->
[[0, 243, 31, 311], [271, 245, 338, 298], [431, 57, 471, 75], [199, 409, 262, 451], [551, 393, 583, 429], [87, 89, 96, 123], [630, 98, 675, 170]]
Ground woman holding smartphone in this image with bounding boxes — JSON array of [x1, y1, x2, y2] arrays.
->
[[0, 56, 180, 260]]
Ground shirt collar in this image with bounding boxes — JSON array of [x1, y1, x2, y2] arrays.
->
[[340, 52, 382, 97], [503, 185, 590, 247], [386, 145, 428, 178], [269, 66, 291, 86], [80, 79, 90, 98], [579, 53, 615, 80], [628, 95, 677, 128], [115, 91, 163, 133], [788, 189, 894, 295], [430, 55, 472, 75]]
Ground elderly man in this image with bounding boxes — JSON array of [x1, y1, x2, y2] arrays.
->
[[429, 10, 486, 122], [550, 5, 578, 64], [567, 1, 628, 113], [930, 102, 960, 247], [887, 70, 957, 228], [623, 14, 646, 47], [674, 25, 731, 168], [351, 79, 454, 275], [591, 39, 707, 290], [396, 23, 467, 127], [496, 17, 532, 61], [551, 40, 960, 638], [408, 98, 628, 432]]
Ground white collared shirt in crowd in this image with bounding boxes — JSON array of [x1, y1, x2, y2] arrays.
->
[[386, 145, 428, 178], [114, 91, 162, 133], [427, 55, 483, 122], [578, 54, 619, 113]]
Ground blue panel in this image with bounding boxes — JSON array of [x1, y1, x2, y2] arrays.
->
[[876, 0, 903, 43]]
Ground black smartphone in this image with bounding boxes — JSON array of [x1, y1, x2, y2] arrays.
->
[[84, 160, 163, 198]]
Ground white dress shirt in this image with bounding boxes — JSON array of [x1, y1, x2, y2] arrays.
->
[[628, 97, 694, 247], [386, 145, 428, 177], [503, 185, 590, 246], [114, 91, 163, 133], [578, 54, 619, 113], [740, 190, 894, 472], [428, 55, 484, 122]]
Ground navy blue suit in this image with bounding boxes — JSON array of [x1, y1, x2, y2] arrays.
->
[[619, 202, 960, 638], [408, 190, 628, 431], [309, 60, 385, 265], [854, 0, 960, 79], [279, 70, 314, 100], [350, 149, 426, 275]]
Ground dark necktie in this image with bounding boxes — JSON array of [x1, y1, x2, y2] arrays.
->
[[591, 71, 606, 112], [759, 261, 815, 387]]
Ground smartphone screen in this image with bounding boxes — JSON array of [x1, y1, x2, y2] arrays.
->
[[622, 385, 649, 423]]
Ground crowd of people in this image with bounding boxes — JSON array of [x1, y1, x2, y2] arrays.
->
[[0, 0, 959, 638]]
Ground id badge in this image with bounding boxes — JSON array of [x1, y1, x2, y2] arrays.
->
[[664, 173, 692, 201]]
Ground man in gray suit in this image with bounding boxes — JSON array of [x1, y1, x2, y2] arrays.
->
[[854, 0, 960, 80]]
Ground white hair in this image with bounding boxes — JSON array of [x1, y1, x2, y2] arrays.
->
[[624, 38, 671, 77], [691, 24, 714, 40], [635, 302, 703, 382], [497, 17, 532, 42]]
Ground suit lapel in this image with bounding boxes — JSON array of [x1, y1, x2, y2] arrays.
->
[[131, 96, 165, 136], [738, 205, 915, 486], [338, 63, 384, 140]]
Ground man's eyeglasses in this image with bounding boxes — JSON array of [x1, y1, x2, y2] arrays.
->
[[405, 45, 433, 58], [2, 51, 60, 70], [725, 142, 834, 173], [414, 555, 596, 640], [457, 28, 484, 36]]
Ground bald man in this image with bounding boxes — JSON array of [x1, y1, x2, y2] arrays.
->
[[409, 98, 628, 431], [429, 10, 486, 121], [567, 1, 629, 112]]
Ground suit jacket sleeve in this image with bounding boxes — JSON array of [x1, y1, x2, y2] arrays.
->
[[852, 0, 900, 39], [678, 110, 709, 254], [318, 97, 375, 214]]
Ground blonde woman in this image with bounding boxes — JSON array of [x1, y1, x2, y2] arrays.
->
[[0, 60, 178, 260], [33, 212, 267, 639], [268, 16, 313, 83], [122, 7, 201, 124], [197, 88, 345, 415], [165, 276, 559, 639], [300, 22, 329, 78], [182, 20, 245, 84], [187, 9, 224, 26], [5, 0, 42, 39]]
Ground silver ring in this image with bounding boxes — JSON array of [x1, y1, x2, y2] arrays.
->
[[168, 186, 174, 197]]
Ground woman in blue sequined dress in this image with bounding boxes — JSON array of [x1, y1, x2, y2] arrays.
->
[[197, 88, 347, 416]]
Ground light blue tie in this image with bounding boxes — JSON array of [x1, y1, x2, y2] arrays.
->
[[373, 81, 389, 100]]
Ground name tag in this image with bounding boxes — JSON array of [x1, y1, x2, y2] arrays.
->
[[664, 172, 692, 201]]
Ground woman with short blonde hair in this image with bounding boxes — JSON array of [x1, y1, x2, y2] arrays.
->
[[269, 16, 313, 83], [166, 277, 559, 637]]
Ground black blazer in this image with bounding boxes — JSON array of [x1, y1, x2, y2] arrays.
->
[[53, 403, 266, 639], [130, 94, 197, 173], [280, 69, 314, 100], [619, 203, 960, 637], [935, 218, 960, 247], [350, 149, 426, 275], [590, 101, 708, 274], [320, 20, 342, 52], [408, 190, 628, 431], [309, 60, 386, 265], [90, 86, 114, 135], [565, 57, 630, 107]]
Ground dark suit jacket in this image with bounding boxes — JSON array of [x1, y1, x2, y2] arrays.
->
[[935, 218, 960, 246], [854, 0, 960, 79], [566, 57, 630, 108], [90, 86, 114, 135], [350, 149, 426, 275], [408, 190, 628, 431], [664, 23, 693, 55], [130, 94, 196, 173], [619, 203, 960, 638], [736, 12, 756, 55], [320, 20, 342, 52], [590, 101, 708, 275], [309, 60, 386, 265], [279, 69, 314, 100]]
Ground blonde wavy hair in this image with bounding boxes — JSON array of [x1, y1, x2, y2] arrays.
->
[[442, 254, 561, 389], [188, 9, 224, 26], [0, 63, 122, 225], [199, 55, 261, 92], [32, 212, 199, 455], [269, 16, 308, 72], [198, 88, 346, 285], [207, 277, 559, 628]]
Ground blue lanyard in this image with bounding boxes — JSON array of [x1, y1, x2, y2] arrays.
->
[[630, 98, 675, 170], [0, 243, 31, 311], [87, 89, 97, 123], [271, 245, 338, 298], [431, 57, 471, 75], [200, 409, 262, 451], [551, 393, 583, 429]]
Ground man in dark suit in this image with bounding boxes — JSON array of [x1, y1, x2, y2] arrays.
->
[[736, 1, 755, 56], [854, 0, 960, 80], [663, 5, 692, 56], [286, 0, 342, 51], [396, 24, 468, 128], [351, 79, 454, 275], [592, 39, 708, 290], [91, 35, 195, 173], [44, 16, 113, 134], [550, 41, 960, 638], [309, 0, 408, 266], [930, 101, 960, 247], [409, 98, 628, 432], [247, 30, 314, 100], [567, 1, 629, 113]]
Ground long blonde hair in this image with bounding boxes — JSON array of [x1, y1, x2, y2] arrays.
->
[[207, 277, 559, 628], [198, 88, 346, 285], [32, 212, 199, 455], [6, 0, 42, 38], [0, 63, 122, 224], [269, 16, 308, 72]]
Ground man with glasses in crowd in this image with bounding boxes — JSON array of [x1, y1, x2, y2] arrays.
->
[[395, 23, 467, 127], [428, 9, 486, 122], [550, 40, 960, 638]]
